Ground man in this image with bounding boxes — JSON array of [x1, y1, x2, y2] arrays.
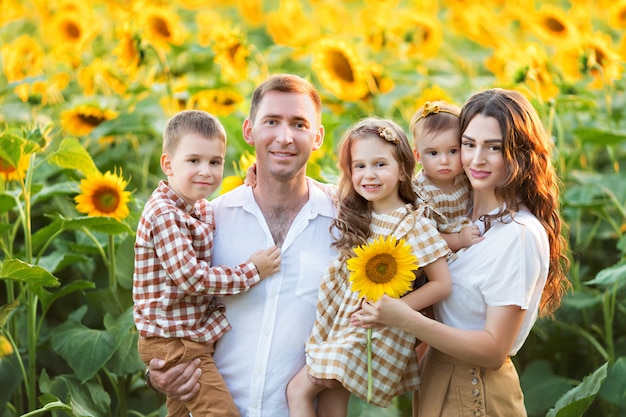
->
[[147, 74, 337, 417]]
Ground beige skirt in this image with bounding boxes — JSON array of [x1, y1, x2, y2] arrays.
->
[[413, 348, 527, 417]]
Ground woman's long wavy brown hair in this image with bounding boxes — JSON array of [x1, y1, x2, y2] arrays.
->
[[332, 117, 417, 259], [459, 89, 571, 317]]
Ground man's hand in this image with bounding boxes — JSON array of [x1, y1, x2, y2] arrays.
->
[[148, 358, 202, 401]]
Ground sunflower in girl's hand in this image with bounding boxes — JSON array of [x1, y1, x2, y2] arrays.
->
[[347, 235, 418, 303], [346, 234, 419, 403]]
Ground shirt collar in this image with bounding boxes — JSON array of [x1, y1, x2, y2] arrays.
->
[[158, 180, 199, 217], [220, 178, 335, 220]]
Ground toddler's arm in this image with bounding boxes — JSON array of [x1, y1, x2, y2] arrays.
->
[[441, 224, 483, 251]]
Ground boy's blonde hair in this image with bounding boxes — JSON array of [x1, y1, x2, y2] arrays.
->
[[163, 110, 226, 155]]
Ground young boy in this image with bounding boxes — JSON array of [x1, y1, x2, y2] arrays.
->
[[410, 101, 483, 252], [133, 110, 281, 417]]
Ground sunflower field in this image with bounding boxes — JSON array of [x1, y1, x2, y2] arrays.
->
[[0, 0, 625, 416]]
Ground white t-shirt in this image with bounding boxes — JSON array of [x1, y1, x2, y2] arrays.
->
[[211, 179, 336, 417], [434, 206, 549, 355]]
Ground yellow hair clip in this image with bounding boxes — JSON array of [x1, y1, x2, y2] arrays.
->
[[415, 101, 459, 122]]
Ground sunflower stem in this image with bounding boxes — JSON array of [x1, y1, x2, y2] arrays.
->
[[367, 328, 372, 403], [108, 234, 117, 291]]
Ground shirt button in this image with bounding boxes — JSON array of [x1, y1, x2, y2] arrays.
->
[[474, 410, 481, 416], [471, 377, 479, 385], [472, 389, 480, 397]]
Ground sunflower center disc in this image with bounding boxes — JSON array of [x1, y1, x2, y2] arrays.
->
[[366, 253, 397, 284]]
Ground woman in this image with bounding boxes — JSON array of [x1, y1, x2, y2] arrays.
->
[[352, 88, 570, 416]]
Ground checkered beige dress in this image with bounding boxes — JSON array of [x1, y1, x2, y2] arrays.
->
[[412, 169, 472, 234], [306, 204, 450, 407]]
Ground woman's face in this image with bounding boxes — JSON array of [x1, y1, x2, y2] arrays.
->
[[461, 114, 506, 194]]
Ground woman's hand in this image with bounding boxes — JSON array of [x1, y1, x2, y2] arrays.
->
[[148, 358, 202, 401], [351, 295, 418, 330]]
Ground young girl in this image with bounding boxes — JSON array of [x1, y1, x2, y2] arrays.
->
[[286, 117, 453, 416], [410, 100, 482, 252], [353, 89, 571, 416]]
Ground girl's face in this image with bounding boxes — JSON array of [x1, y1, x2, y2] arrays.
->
[[461, 114, 506, 196], [350, 135, 406, 213], [415, 126, 462, 188]]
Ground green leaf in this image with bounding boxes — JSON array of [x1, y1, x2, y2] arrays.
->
[[115, 235, 136, 290], [598, 357, 626, 407], [106, 331, 144, 375], [36, 280, 95, 316], [38, 252, 90, 275], [0, 354, 24, 410], [31, 181, 80, 205], [585, 261, 626, 287], [0, 193, 17, 214], [31, 215, 133, 254], [546, 362, 608, 417], [86, 286, 132, 319], [520, 360, 574, 416], [0, 131, 39, 166], [48, 137, 99, 178], [0, 300, 19, 328], [0, 258, 60, 288], [562, 291, 602, 310], [51, 318, 118, 383], [47, 374, 111, 417], [574, 127, 626, 146]]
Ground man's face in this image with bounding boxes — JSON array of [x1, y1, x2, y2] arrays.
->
[[243, 91, 323, 182]]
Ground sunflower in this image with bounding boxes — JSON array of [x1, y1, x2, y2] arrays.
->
[[0, 154, 30, 183], [486, 42, 559, 101], [347, 235, 418, 302], [267, 0, 316, 47], [112, 26, 143, 79], [220, 151, 256, 195], [14, 76, 68, 106], [139, 6, 184, 50], [0, 0, 27, 25], [189, 88, 244, 116], [312, 39, 370, 102], [44, 9, 97, 63], [401, 13, 443, 59], [1, 35, 44, 82], [556, 32, 623, 88], [75, 170, 132, 221], [528, 4, 579, 47], [61, 104, 118, 136], [0, 335, 13, 360], [609, 0, 626, 29], [237, 0, 264, 27], [211, 25, 250, 83]]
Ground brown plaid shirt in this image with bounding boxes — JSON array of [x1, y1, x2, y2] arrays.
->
[[133, 181, 261, 343]]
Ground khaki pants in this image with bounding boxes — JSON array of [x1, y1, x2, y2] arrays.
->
[[414, 348, 526, 417], [138, 337, 240, 417]]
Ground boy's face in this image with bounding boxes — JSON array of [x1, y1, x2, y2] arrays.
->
[[414, 126, 462, 188], [160, 133, 225, 205]]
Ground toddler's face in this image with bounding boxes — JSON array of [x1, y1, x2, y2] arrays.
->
[[415, 127, 462, 187]]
